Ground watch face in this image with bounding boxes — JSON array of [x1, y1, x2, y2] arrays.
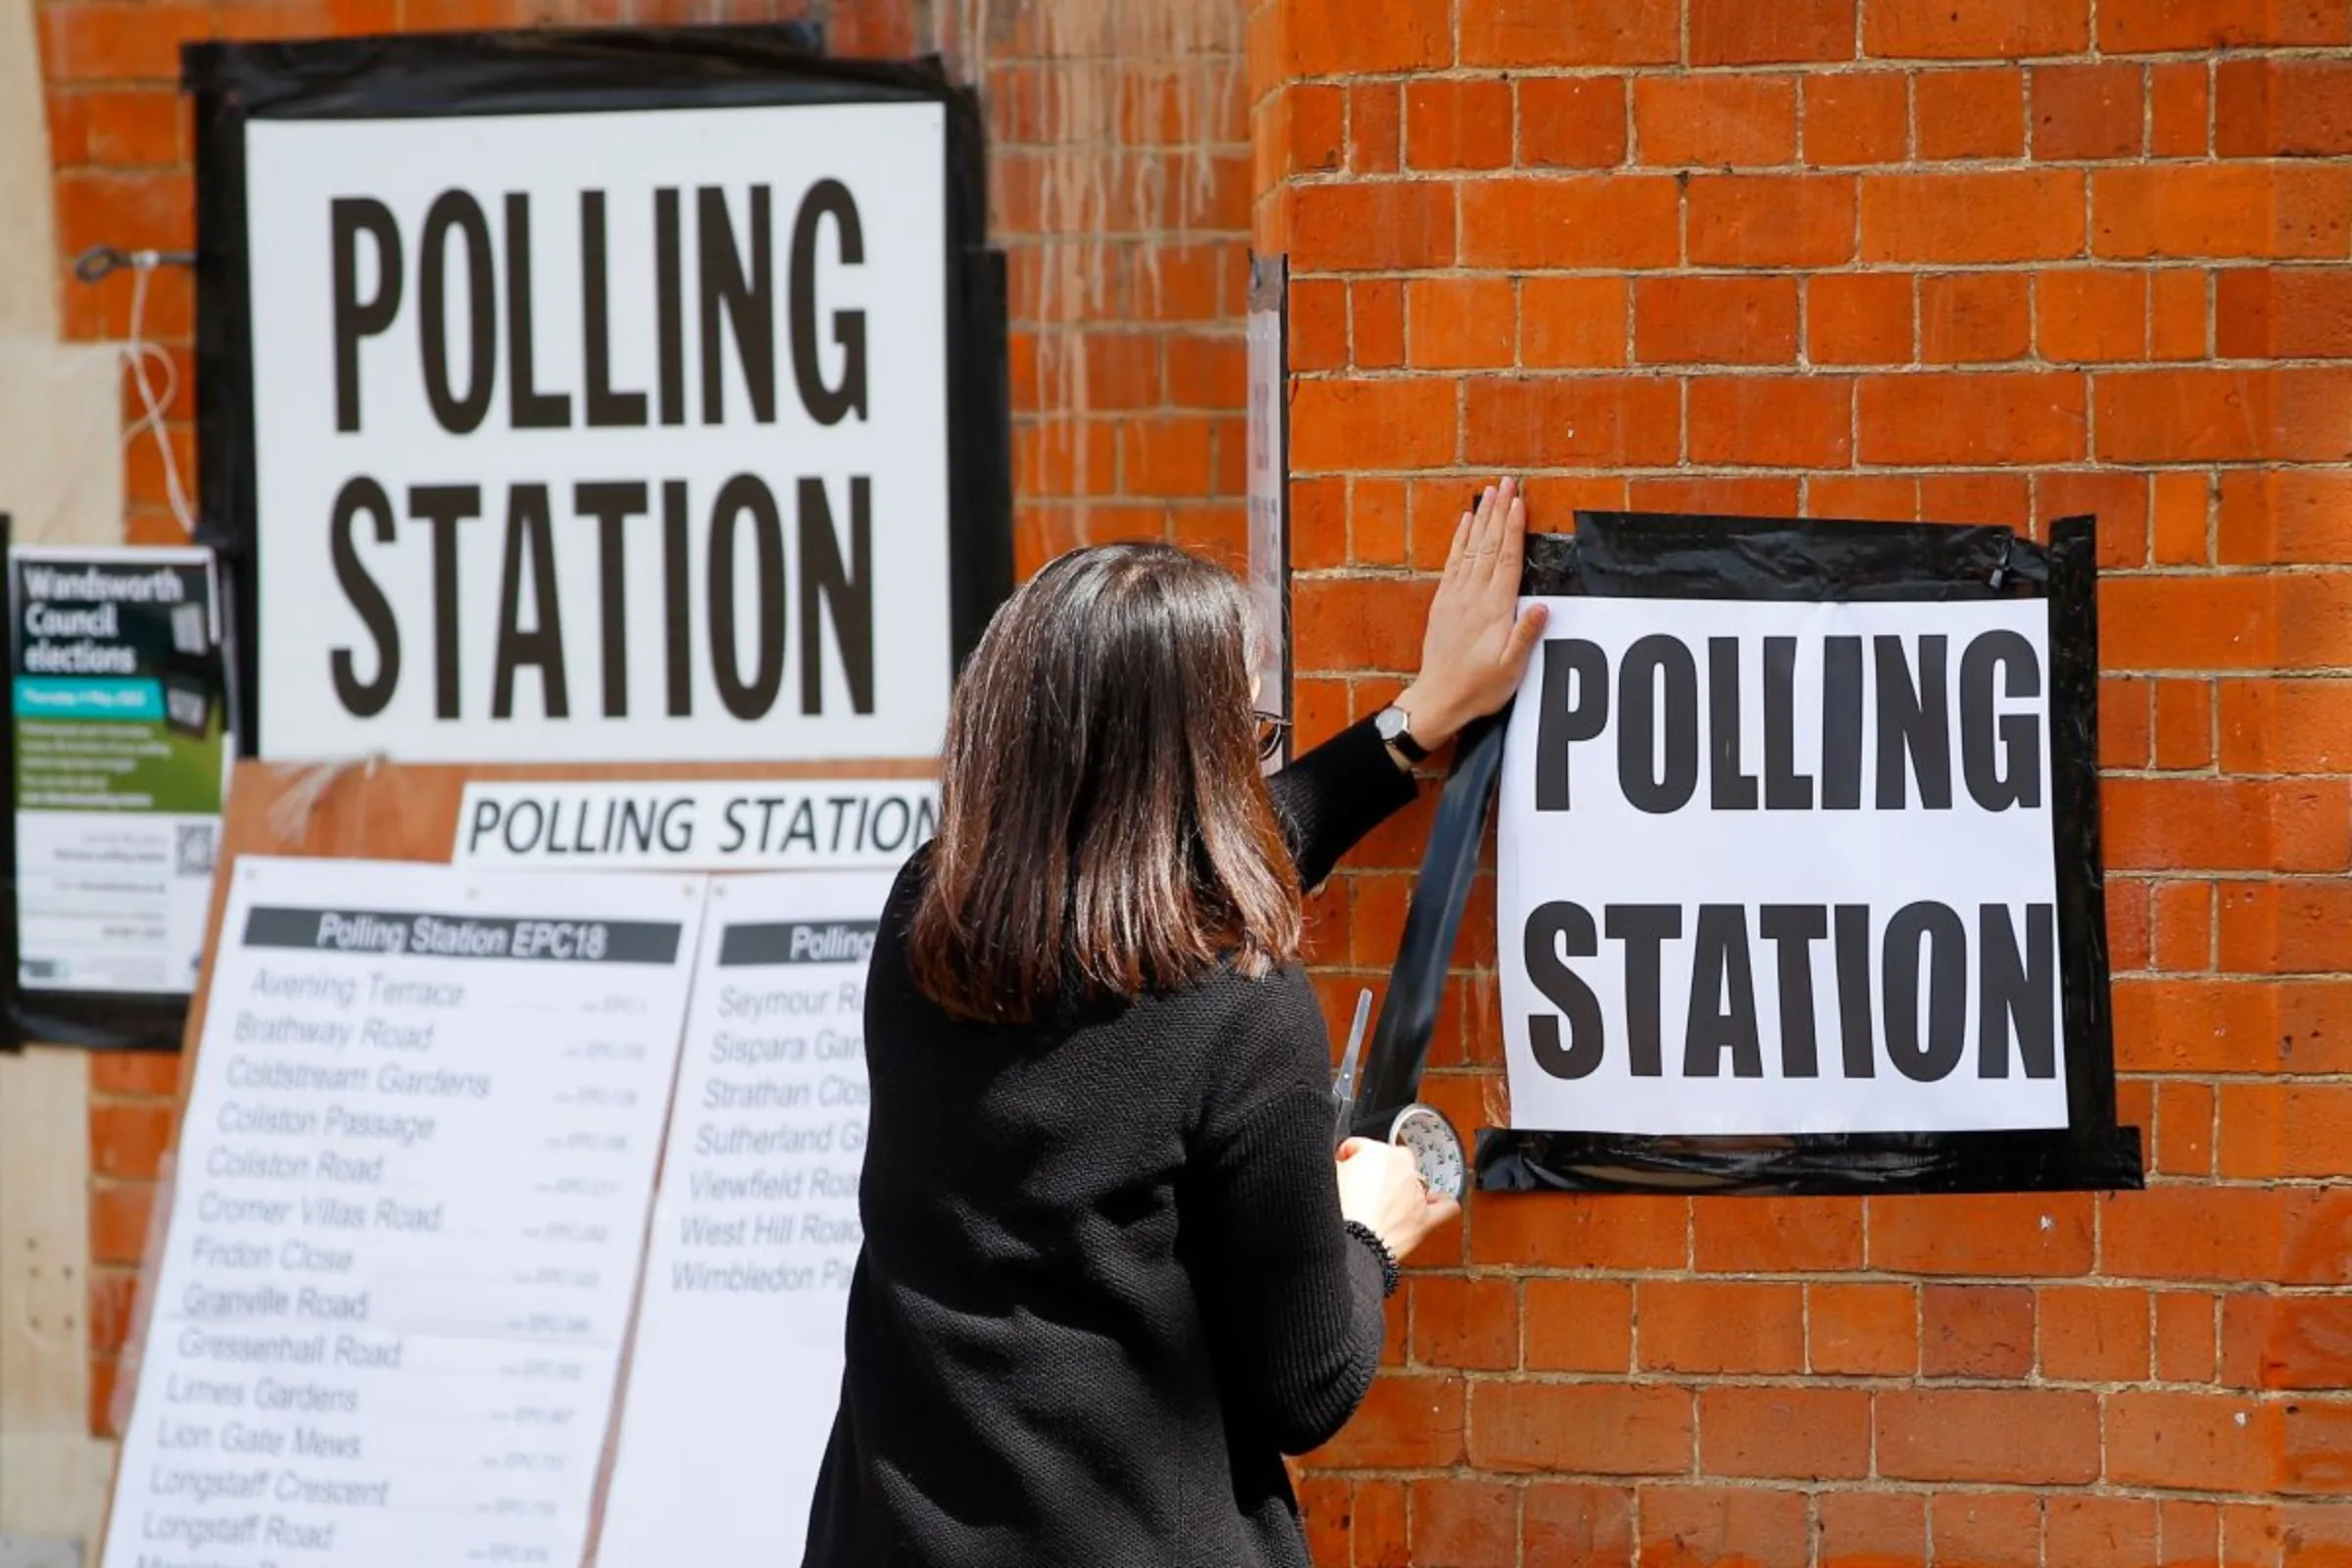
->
[[1389, 1104, 1466, 1201], [1376, 707, 1405, 742]]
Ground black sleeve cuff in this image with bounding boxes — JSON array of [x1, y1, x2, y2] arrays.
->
[[1268, 714, 1421, 891], [1342, 1220, 1400, 1298]]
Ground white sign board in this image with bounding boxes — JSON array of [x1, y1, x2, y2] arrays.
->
[[598, 868, 890, 1565], [243, 101, 952, 762], [1245, 257, 1288, 766], [1497, 597, 2063, 1137], [103, 858, 707, 1568], [453, 778, 936, 870]]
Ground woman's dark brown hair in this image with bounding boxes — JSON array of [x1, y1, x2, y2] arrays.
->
[[908, 542, 1302, 1024]]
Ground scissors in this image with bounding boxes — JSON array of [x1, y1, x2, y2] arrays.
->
[[1330, 986, 1466, 1201], [1330, 988, 1373, 1150]]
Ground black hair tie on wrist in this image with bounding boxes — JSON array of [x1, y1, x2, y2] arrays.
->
[[1343, 1220, 1400, 1298]]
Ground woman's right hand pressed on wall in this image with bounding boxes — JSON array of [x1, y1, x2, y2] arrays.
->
[[1335, 1137, 1459, 1260]]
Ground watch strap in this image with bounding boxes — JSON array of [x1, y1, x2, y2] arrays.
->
[[1381, 706, 1430, 763]]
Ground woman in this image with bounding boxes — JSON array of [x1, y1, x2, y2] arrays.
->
[[803, 479, 1547, 1567]]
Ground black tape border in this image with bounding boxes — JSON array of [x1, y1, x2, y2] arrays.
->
[[0, 515, 238, 1050], [1362, 509, 2142, 1197], [186, 24, 1014, 759]]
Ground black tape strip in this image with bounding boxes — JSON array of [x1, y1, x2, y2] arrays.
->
[[187, 25, 1013, 759], [949, 244, 1014, 674], [2045, 515, 2124, 1137], [1557, 510, 2047, 601], [181, 23, 835, 116], [1363, 509, 2142, 1197], [1474, 1125, 2145, 1197], [1351, 711, 1506, 1135], [191, 66, 257, 752]]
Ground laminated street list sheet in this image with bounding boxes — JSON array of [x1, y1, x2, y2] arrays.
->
[[103, 856, 709, 1568], [597, 868, 893, 1565]]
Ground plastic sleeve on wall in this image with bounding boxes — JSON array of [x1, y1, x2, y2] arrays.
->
[[0, 514, 234, 1051], [1368, 509, 2142, 1198]]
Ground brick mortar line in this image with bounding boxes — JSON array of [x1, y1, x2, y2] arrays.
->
[[1351, 1369, 2344, 1397], [1291, 1467, 2322, 1508], [1278, 48, 2352, 89], [1288, 159, 2352, 183], [1410, 1271, 2348, 1296], [1399, 1265, 2350, 1287], [1446, 1349, 2332, 1378], [1282, 350, 2352, 364], [1277, 153, 2352, 175], [1284, 535, 2352, 557]]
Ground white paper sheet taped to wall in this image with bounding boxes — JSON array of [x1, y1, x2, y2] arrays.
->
[[1496, 595, 2063, 1139], [101, 858, 710, 1568], [595, 868, 893, 1565], [243, 101, 954, 763], [99, 855, 917, 1568]]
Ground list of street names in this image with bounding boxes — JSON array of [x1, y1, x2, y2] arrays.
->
[[104, 858, 706, 1568], [595, 869, 892, 1567]]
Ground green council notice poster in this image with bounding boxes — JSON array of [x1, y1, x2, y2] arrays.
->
[[10, 546, 227, 998]]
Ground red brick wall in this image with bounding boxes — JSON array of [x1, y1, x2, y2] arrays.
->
[[43, 0, 1250, 1430], [47, 0, 2352, 1554], [1253, 1, 2352, 1563]]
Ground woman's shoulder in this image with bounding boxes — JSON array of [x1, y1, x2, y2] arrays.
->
[[1178, 953, 1321, 1026], [1161, 960, 1331, 1121], [880, 841, 936, 922]]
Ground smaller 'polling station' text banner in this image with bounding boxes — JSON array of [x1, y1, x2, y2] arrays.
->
[[453, 778, 936, 871], [1497, 597, 2063, 1138]]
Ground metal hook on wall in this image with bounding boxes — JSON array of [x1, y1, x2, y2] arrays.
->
[[72, 246, 196, 284]]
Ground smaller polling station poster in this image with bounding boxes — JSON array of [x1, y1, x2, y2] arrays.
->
[[1368, 512, 2139, 1196], [4, 541, 230, 1042]]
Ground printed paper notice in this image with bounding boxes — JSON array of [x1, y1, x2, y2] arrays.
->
[[1496, 596, 2063, 1136], [10, 546, 228, 995], [102, 857, 708, 1568], [453, 779, 936, 871], [596, 869, 891, 1566]]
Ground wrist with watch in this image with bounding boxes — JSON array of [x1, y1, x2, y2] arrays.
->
[[1375, 703, 1428, 767]]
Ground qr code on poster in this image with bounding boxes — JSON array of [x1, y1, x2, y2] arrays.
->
[[176, 822, 218, 877]]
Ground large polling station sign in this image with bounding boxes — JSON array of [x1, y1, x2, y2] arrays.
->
[[1462, 514, 2140, 1195], [187, 30, 1010, 764]]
